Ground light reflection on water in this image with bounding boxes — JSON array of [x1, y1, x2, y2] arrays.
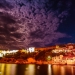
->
[[48, 64, 52, 75], [0, 64, 16, 75], [52, 65, 75, 75], [25, 64, 35, 75], [0, 63, 75, 75]]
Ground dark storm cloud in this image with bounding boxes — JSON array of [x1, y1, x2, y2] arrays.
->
[[0, 11, 24, 49], [0, 0, 13, 10], [0, 0, 74, 49], [0, 12, 16, 49], [0, 12, 16, 24]]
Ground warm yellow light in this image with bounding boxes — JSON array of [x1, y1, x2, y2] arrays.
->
[[2, 51, 6, 55], [48, 64, 52, 75], [0, 53, 3, 57], [25, 64, 35, 75]]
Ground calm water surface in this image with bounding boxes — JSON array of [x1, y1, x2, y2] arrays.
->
[[0, 63, 75, 75]]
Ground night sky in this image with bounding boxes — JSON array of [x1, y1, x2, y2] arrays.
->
[[0, 0, 75, 49]]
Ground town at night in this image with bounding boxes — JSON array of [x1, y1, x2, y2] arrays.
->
[[0, 0, 75, 75], [0, 43, 75, 64]]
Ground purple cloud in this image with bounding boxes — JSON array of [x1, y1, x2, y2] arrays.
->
[[0, 0, 73, 49]]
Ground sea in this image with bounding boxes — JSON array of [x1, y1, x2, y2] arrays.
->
[[0, 63, 75, 75]]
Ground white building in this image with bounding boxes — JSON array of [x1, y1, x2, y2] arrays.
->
[[27, 47, 35, 53]]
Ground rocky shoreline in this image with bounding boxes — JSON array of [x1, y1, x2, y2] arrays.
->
[[0, 58, 75, 65], [0, 58, 52, 64]]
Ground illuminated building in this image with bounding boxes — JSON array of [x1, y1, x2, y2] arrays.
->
[[0, 53, 3, 58], [0, 50, 19, 57], [66, 43, 74, 49], [56, 45, 60, 49], [27, 47, 35, 53], [21, 49, 27, 53]]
